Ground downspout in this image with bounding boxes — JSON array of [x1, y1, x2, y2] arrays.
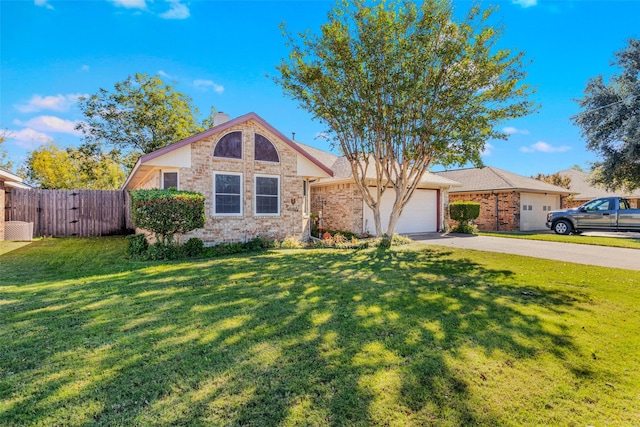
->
[[437, 189, 441, 232], [494, 192, 499, 231]]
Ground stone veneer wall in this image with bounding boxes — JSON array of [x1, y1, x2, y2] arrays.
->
[[176, 120, 306, 244], [0, 182, 5, 240], [310, 182, 364, 234], [448, 191, 521, 232]]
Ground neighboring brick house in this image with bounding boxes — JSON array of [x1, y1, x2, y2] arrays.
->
[[299, 143, 461, 235], [1, 168, 30, 241], [435, 167, 573, 232], [122, 112, 333, 244], [557, 168, 640, 209]]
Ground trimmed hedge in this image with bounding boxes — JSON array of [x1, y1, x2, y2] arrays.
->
[[449, 201, 481, 223], [130, 189, 205, 244]]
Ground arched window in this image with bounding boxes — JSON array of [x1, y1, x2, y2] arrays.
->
[[214, 131, 242, 159], [254, 134, 279, 162]]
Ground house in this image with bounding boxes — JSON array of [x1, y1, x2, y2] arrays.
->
[[435, 166, 573, 232], [123, 112, 333, 244], [557, 168, 640, 208], [122, 112, 460, 243], [1, 168, 30, 241], [300, 143, 461, 235]]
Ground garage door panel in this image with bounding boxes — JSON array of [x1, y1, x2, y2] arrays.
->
[[520, 193, 560, 231], [363, 189, 437, 234]]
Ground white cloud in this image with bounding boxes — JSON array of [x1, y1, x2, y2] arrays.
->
[[160, 0, 190, 19], [15, 93, 87, 113], [520, 141, 571, 153], [7, 128, 53, 149], [14, 116, 82, 136], [158, 70, 173, 79], [81, 65, 90, 72], [110, 0, 147, 10], [481, 142, 494, 156], [193, 79, 224, 94], [34, 0, 54, 10], [512, 0, 537, 7], [503, 126, 530, 135]]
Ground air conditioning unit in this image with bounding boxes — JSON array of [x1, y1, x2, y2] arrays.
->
[[5, 221, 34, 241]]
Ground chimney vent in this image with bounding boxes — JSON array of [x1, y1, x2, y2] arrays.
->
[[213, 112, 230, 127]]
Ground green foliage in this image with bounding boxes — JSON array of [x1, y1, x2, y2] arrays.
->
[[21, 143, 125, 189], [276, 0, 535, 236], [281, 236, 303, 249], [146, 241, 181, 261], [449, 201, 481, 222], [571, 38, 640, 192], [532, 172, 572, 190], [125, 233, 148, 257], [183, 238, 204, 258], [0, 131, 14, 171], [76, 73, 215, 170], [130, 189, 205, 245], [451, 222, 478, 234]]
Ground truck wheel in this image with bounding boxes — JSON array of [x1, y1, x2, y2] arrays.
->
[[553, 220, 572, 235]]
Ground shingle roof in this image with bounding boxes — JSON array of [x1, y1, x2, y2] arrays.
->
[[557, 168, 640, 200], [435, 166, 573, 195], [296, 142, 461, 188]]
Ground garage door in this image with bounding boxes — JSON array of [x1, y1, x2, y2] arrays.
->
[[520, 193, 560, 231], [363, 189, 438, 234]]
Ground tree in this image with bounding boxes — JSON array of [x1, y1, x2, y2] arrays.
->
[[0, 131, 14, 171], [572, 38, 640, 192], [22, 143, 126, 189], [532, 172, 571, 189], [76, 73, 215, 170], [276, 0, 534, 236]]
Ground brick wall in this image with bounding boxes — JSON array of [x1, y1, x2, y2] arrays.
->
[[567, 197, 640, 209], [175, 120, 307, 244], [311, 182, 363, 234], [0, 182, 5, 240], [448, 191, 521, 232]]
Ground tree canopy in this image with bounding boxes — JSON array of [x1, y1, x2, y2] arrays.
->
[[276, 0, 535, 236], [572, 38, 640, 192], [22, 143, 126, 189], [0, 131, 14, 171], [76, 73, 215, 170], [532, 172, 571, 190]]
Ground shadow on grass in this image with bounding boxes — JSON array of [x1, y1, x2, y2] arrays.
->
[[0, 238, 589, 425]]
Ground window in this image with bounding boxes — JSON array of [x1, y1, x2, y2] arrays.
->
[[254, 134, 280, 162], [162, 172, 178, 189], [255, 175, 280, 215], [214, 131, 242, 159], [214, 173, 242, 215]]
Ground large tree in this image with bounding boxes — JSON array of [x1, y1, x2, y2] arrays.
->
[[22, 143, 126, 189], [76, 73, 215, 170], [532, 172, 571, 189], [276, 0, 534, 236], [0, 131, 14, 171], [572, 38, 640, 192]]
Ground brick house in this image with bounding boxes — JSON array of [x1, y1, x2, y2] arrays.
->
[[123, 112, 333, 244], [1, 168, 30, 241], [557, 168, 640, 209], [123, 112, 461, 243], [435, 167, 573, 232]]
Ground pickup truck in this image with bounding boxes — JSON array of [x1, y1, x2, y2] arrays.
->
[[546, 197, 640, 235]]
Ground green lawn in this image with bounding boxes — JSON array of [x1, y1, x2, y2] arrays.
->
[[1, 237, 639, 426], [479, 231, 640, 249]]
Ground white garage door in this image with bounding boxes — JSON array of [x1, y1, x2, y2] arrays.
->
[[520, 193, 560, 231], [363, 189, 438, 234]]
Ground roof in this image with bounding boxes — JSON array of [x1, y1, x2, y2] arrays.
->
[[557, 168, 640, 200], [435, 166, 573, 195], [0, 168, 30, 189], [296, 142, 461, 188], [123, 112, 334, 190]]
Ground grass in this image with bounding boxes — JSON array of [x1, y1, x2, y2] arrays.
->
[[0, 240, 34, 256], [479, 230, 640, 249], [1, 237, 639, 426]]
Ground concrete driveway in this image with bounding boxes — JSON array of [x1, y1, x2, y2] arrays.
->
[[412, 233, 640, 271]]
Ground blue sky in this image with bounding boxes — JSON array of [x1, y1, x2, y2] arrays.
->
[[1, 0, 639, 177]]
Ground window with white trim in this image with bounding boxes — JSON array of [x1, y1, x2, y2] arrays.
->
[[162, 171, 178, 189], [255, 175, 280, 215], [214, 173, 243, 215]]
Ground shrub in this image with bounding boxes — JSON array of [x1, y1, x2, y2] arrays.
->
[[146, 241, 181, 260], [281, 236, 303, 249], [126, 233, 148, 258], [451, 222, 478, 234], [449, 201, 481, 223], [130, 189, 205, 245], [183, 238, 204, 257]]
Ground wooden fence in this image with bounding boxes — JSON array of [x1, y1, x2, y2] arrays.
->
[[5, 189, 133, 237]]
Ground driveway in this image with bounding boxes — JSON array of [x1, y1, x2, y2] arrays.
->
[[412, 233, 640, 271]]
